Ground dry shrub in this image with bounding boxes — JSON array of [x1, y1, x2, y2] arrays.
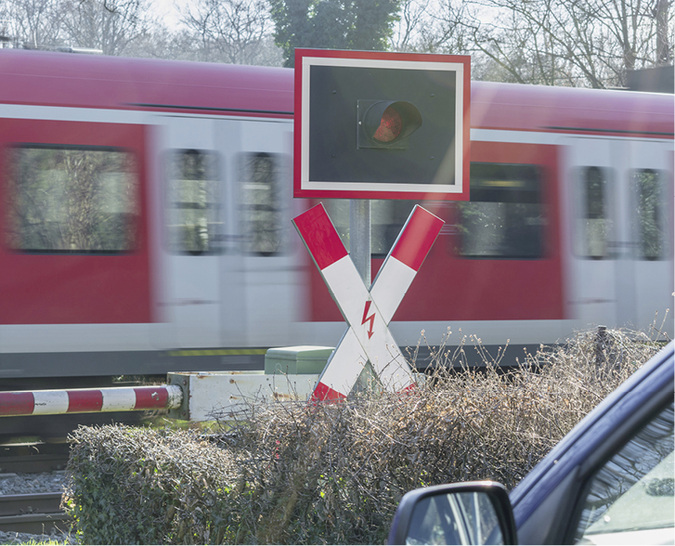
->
[[65, 426, 248, 544], [224, 328, 664, 544], [64, 328, 665, 544]]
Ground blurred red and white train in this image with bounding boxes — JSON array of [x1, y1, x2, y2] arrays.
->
[[0, 49, 672, 384]]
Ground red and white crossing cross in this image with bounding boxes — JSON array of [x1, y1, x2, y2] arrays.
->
[[293, 203, 444, 401]]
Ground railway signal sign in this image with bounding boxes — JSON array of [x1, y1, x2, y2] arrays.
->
[[293, 203, 444, 400], [293, 48, 471, 200]]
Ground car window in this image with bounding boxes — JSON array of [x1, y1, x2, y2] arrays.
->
[[406, 494, 465, 545], [574, 401, 674, 544], [323, 199, 418, 257]]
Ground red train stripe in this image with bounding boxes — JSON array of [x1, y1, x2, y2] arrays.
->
[[399, 383, 417, 394]]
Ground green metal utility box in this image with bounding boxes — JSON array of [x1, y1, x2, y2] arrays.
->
[[264, 346, 334, 375]]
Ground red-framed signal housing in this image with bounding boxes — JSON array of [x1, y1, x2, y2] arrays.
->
[[293, 48, 471, 201]]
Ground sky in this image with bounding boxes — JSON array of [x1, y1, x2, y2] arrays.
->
[[152, 0, 188, 29]]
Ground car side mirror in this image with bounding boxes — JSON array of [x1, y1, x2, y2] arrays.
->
[[387, 481, 517, 545]]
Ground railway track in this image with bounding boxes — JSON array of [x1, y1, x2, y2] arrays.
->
[[0, 402, 157, 537], [0, 442, 70, 474], [0, 492, 71, 535], [0, 442, 72, 536]]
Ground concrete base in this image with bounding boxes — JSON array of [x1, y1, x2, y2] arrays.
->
[[167, 371, 321, 421]]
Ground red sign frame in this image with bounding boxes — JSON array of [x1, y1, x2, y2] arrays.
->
[[293, 48, 471, 200]]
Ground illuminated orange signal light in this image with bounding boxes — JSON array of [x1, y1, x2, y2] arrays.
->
[[373, 105, 403, 143], [358, 100, 422, 149]]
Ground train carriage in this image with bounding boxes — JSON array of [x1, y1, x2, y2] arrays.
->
[[0, 49, 671, 384]]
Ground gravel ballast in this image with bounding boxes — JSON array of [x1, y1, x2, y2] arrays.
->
[[0, 471, 74, 544]]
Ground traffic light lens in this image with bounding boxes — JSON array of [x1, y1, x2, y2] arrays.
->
[[373, 106, 403, 143], [358, 100, 422, 149]]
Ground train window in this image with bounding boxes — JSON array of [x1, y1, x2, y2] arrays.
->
[[576, 167, 613, 259], [323, 200, 417, 257], [239, 153, 283, 256], [7, 145, 138, 253], [633, 169, 666, 261], [167, 150, 220, 255], [456, 163, 544, 259], [324, 163, 544, 260]]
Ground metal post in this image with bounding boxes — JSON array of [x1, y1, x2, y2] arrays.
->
[[349, 199, 376, 388], [350, 199, 371, 286]]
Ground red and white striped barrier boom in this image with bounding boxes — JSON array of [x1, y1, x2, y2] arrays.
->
[[0, 385, 183, 417], [293, 203, 443, 401]]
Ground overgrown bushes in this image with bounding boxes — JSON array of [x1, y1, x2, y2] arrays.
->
[[64, 329, 665, 544], [65, 427, 246, 544]]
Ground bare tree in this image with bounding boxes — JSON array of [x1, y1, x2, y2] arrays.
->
[[460, 0, 588, 86], [180, 0, 281, 65], [654, 0, 671, 64], [463, 0, 673, 87], [582, 0, 674, 82], [406, 0, 673, 87], [390, 0, 481, 60], [0, 0, 64, 49], [389, 0, 431, 51], [59, 0, 155, 56]]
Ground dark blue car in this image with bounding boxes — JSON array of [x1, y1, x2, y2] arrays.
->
[[388, 341, 674, 545]]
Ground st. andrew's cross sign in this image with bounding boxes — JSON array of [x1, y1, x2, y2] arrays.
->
[[293, 204, 444, 400]]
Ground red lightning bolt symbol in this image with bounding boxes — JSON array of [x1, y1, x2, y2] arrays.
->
[[361, 300, 375, 339]]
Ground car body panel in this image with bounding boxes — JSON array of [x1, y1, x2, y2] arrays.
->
[[510, 341, 674, 544]]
